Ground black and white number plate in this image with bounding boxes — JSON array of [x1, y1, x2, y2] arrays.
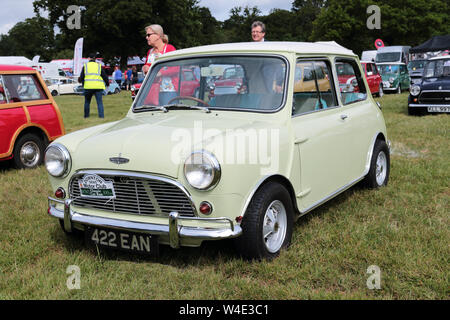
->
[[85, 227, 159, 256]]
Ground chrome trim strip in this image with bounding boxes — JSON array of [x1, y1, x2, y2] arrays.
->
[[48, 197, 242, 247], [419, 90, 450, 93], [69, 169, 198, 216], [409, 104, 450, 108]]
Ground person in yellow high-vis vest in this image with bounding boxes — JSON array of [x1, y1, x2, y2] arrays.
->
[[78, 52, 108, 118]]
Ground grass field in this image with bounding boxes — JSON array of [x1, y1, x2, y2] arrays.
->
[[0, 91, 448, 299]]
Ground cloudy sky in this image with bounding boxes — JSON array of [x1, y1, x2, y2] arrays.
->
[[1, 0, 294, 35]]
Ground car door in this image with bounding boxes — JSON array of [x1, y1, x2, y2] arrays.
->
[[291, 59, 359, 212], [364, 63, 375, 93]]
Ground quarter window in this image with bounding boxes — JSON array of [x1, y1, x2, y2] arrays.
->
[[335, 59, 367, 105], [292, 60, 337, 116]]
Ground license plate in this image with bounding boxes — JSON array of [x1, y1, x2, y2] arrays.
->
[[85, 227, 159, 255], [427, 106, 450, 113]]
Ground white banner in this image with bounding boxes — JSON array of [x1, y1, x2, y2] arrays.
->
[[73, 37, 84, 76]]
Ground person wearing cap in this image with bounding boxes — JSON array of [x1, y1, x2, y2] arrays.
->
[[78, 52, 109, 118]]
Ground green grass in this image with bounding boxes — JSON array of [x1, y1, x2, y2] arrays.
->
[[0, 91, 448, 299]]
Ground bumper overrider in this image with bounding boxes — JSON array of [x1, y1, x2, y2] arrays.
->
[[48, 197, 242, 248]]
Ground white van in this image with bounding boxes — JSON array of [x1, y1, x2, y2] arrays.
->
[[376, 46, 411, 64]]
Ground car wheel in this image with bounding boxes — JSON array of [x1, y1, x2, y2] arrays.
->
[[58, 219, 83, 237], [363, 140, 390, 188], [51, 90, 58, 96], [114, 88, 119, 94], [234, 182, 294, 260], [378, 84, 384, 97], [408, 106, 426, 116], [12, 133, 45, 169]]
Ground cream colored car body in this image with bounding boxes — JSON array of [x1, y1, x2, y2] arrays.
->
[[46, 42, 388, 249]]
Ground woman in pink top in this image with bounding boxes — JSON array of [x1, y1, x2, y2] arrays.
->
[[142, 24, 178, 105], [142, 24, 176, 74]]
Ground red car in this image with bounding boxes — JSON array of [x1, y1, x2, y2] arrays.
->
[[0, 65, 65, 168], [361, 61, 383, 97], [211, 66, 246, 96], [131, 68, 200, 100]]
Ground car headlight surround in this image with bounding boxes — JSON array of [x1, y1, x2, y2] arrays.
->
[[45, 143, 71, 178], [184, 150, 221, 190], [389, 77, 394, 83], [410, 85, 421, 96]]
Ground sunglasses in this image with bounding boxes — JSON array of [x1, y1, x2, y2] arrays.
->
[[146, 33, 157, 38]]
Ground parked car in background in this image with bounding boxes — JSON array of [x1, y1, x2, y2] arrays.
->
[[210, 65, 246, 96], [377, 62, 410, 93], [408, 59, 427, 85], [46, 77, 80, 96], [74, 77, 120, 96], [0, 64, 65, 168], [131, 68, 199, 100], [408, 56, 450, 115], [361, 61, 383, 96], [45, 42, 390, 260]]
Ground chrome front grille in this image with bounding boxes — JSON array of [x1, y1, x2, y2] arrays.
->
[[69, 172, 195, 217]]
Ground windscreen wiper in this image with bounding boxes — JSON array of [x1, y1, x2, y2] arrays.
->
[[134, 105, 168, 113], [163, 103, 211, 113]]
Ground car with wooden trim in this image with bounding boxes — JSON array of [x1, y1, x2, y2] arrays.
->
[[0, 64, 65, 169], [45, 42, 390, 260]]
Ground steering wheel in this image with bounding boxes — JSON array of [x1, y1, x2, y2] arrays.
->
[[167, 95, 210, 107]]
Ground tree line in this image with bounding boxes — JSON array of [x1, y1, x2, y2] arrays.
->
[[0, 0, 448, 66]]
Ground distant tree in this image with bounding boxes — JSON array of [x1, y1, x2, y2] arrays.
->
[[32, 0, 219, 65], [222, 6, 262, 42], [263, 9, 296, 41], [0, 16, 55, 61], [310, 0, 450, 55]]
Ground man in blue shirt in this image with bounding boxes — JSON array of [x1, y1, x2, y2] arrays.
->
[[126, 67, 132, 90], [113, 66, 122, 86]]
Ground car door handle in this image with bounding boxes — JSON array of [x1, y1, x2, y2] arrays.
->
[[340, 114, 348, 120]]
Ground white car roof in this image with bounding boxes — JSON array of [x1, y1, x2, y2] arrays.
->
[[376, 62, 406, 65], [162, 41, 356, 58]]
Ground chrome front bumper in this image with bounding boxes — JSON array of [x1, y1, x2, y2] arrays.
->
[[48, 197, 242, 248]]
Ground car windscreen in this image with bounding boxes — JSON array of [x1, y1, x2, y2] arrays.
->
[[378, 64, 400, 74], [133, 56, 287, 112], [376, 52, 401, 63], [408, 60, 426, 70], [423, 59, 450, 78]]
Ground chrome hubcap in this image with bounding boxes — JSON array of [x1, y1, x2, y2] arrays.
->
[[263, 200, 287, 253], [20, 141, 40, 167], [375, 151, 387, 186]]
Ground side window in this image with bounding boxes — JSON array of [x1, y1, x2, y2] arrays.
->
[[2, 74, 47, 102], [366, 63, 373, 75], [292, 60, 337, 116], [372, 64, 379, 75], [335, 59, 367, 105]]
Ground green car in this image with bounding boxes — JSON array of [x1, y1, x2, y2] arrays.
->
[[377, 62, 411, 93], [45, 42, 390, 260]]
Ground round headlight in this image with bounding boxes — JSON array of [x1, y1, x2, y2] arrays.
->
[[45, 143, 71, 177], [389, 77, 394, 83], [184, 151, 221, 190], [410, 85, 421, 96]]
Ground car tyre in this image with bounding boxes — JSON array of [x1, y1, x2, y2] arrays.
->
[[363, 140, 390, 188], [114, 88, 120, 94], [51, 90, 58, 96], [12, 133, 45, 169], [234, 182, 294, 260]]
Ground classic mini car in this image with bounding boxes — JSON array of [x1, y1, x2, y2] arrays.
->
[[408, 56, 450, 115], [74, 80, 120, 96], [211, 65, 246, 96], [408, 59, 427, 85], [377, 62, 410, 93], [45, 42, 390, 260], [46, 77, 80, 96], [361, 61, 383, 97], [0, 65, 65, 168]]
